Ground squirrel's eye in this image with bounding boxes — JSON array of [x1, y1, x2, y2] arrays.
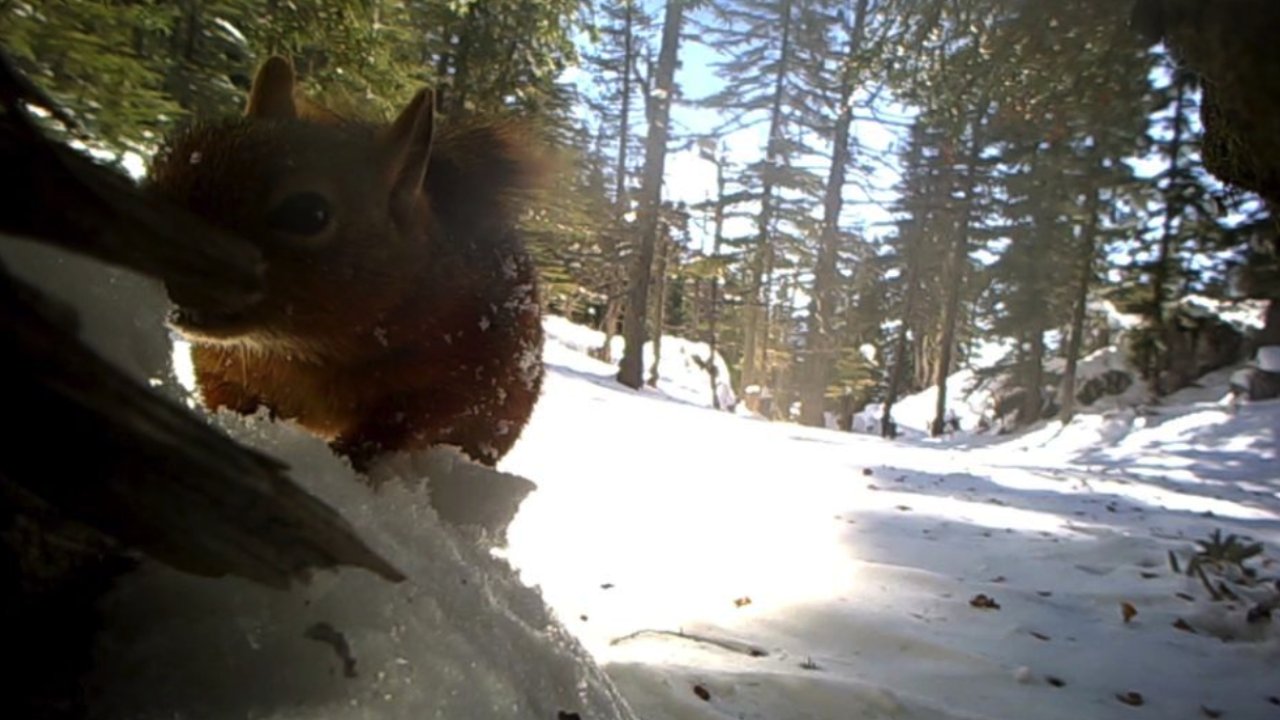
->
[[266, 192, 332, 236]]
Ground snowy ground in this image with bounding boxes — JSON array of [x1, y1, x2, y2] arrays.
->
[[502, 317, 1280, 720], [6, 230, 1276, 719]]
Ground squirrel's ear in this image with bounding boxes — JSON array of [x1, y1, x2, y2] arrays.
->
[[378, 88, 435, 196], [245, 56, 297, 119]]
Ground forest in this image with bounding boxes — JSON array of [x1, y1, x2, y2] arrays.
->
[[4, 3, 1280, 719], [5, 0, 1277, 436]]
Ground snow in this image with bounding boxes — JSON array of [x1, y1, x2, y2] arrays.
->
[[3, 231, 1276, 720], [869, 343, 1150, 437], [1259, 346, 1280, 373], [866, 368, 992, 436], [1180, 295, 1269, 333], [89, 423, 636, 720], [543, 314, 737, 409], [503, 316, 1280, 720]]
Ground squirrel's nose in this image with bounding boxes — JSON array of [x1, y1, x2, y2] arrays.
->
[[165, 276, 262, 317]]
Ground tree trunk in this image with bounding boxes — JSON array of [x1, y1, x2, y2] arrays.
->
[[447, 12, 476, 116], [1023, 328, 1045, 423], [648, 231, 671, 387], [706, 153, 726, 409], [614, 0, 635, 208], [930, 234, 965, 437], [740, 0, 794, 391], [740, 247, 766, 389], [1150, 72, 1189, 397], [930, 129, 981, 437], [618, 0, 685, 389], [1058, 185, 1101, 422], [800, 0, 869, 427], [1260, 298, 1280, 347], [759, 243, 775, 386], [881, 263, 918, 438], [688, 276, 700, 338], [597, 295, 622, 362]]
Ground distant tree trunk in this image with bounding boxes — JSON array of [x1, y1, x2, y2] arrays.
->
[[618, 0, 685, 389], [740, 0, 794, 391], [930, 129, 981, 437], [601, 0, 636, 368], [800, 0, 868, 428], [741, 247, 766, 389], [648, 231, 671, 387], [445, 4, 482, 116], [1260, 298, 1280, 346], [1058, 185, 1101, 422], [759, 243, 775, 385], [930, 236, 965, 437], [882, 263, 918, 437], [165, 0, 201, 111], [614, 0, 635, 208], [597, 296, 622, 362], [1022, 328, 1046, 423], [1150, 72, 1189, 397], [706, 155, 726, 409], [686, 276, 699, 335]]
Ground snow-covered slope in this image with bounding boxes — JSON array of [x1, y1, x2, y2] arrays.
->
[[504, 317, 1280, 720]]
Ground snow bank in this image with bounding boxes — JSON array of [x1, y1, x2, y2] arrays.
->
[[861, 368, 994, 437], [89, 418, 635, 720], [543, 314, 737, 409]]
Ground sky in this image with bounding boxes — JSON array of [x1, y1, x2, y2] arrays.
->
[[564, 6, 910, 258]]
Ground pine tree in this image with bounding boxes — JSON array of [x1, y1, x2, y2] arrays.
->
[[797, 0, 872, 427], [618, 0, 688, 390], [699, 0, 828, 396]]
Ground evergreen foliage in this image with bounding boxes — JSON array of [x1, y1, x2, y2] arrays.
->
[[6, 0, 1275, 421]]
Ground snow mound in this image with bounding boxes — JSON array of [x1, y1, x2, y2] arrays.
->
[[90, 416, 635, 720], [543, 314, 736, 409], [861, 368, 992, 438]]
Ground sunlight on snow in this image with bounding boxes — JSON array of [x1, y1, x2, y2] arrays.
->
[[504, 404, 864, 644], [172, 338, 196, 393]]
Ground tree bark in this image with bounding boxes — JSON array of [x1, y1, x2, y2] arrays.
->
[[1150, 72, 1189, 397], [618, 0, 685, 389], [740, 0, 794, 391], [800, 0, 869, 427], [706, 152, 726, 409], [614, 0, 635, 209], [930, 234, 965, 437], [596, 295, 622, 362], [1260, 298, 1280, 347], [930, 128, 982, 437], [1022, 327, 1045, 424], [1057, 184, 1101, 422], [648, 229, 671, 386], [881, 263, 918, 437]]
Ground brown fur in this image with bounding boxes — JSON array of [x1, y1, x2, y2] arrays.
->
[[147, 57, 545, 469]]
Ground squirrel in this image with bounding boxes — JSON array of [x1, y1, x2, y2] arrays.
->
[[147, 56, 546, 471]]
